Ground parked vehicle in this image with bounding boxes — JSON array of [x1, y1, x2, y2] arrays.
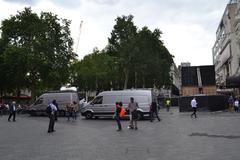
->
[[29, 91, 80, 116], [81, 90, 157, 119]]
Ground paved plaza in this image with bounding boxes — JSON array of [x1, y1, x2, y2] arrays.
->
[[1, 108, 240, 160]]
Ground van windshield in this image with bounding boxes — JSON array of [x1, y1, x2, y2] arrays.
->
[[92, 96, 103, 104], [34, 98, 43, 105]]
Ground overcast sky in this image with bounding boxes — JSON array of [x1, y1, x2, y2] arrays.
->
[[0, 0, 229, 66]]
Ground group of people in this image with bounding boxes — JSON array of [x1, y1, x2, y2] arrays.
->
[[0, 101, 18, 121], [0, 101, 21, 119], [66, 101, 78, 121], [114, 97, 139, 131], [228, 96, 239, 112], [114, 97, 161, 131], [46, 100, 80, 133]]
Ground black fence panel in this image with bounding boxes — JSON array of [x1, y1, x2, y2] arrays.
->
[[207, 95, 228, 111], [179, 95, 228, 112]]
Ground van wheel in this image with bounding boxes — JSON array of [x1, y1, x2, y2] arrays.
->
[[85, 112, 93, 119], [137, 111, 143, 120]]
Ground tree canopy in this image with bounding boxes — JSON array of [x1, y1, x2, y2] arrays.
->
[[72, 15, 173, 91], [0, 7, 76, 98], [0, 10, 174, 97]]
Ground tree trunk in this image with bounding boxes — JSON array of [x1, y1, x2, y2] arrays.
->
[[124, 68, 129, 89], [95, 76, 98, 91], [31, 84, 37, 101], [142, 77, 145, 88], [135, 71, 137, 89]]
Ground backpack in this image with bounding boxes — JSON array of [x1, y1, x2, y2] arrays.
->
[[119, 107, 126, 118], [46, 104, 52, 115]]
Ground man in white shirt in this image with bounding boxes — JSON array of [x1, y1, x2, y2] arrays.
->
[[127, 97, 139, 130], [191, 97, 197, 118], [234, 98, 239, 112]]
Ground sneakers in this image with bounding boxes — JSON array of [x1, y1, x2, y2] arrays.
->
[[127, 125, 134, 129]]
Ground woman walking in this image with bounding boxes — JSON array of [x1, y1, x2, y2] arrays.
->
[[114, 102, 122, 131]]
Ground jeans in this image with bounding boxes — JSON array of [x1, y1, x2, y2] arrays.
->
[[115, 116, 122, 130], [73, 111, 77, 120], [67, 111, 73, 121], [48, 114, 55, 132], [191, 108, 197, 118], [8, 111, 16, 121], [150, 111, 161, 122]]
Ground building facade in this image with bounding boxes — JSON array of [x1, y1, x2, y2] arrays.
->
[[170, 63, 181, 92], [212, 0, 240, 91]]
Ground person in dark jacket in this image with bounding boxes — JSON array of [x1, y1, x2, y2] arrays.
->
[[8, 101, 17, 122], [115, 102, 122, 131], [150, 101, 161, 122]]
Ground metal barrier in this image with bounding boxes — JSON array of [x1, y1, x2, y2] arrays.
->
[[179, 95, 228, 112]]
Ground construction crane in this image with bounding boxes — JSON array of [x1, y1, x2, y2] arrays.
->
[[75, 20, 83, 55]]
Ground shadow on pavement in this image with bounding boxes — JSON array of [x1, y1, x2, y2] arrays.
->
[[189, 133, 240, 139]]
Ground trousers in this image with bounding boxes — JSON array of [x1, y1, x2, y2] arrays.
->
[[48, 114, 55, 132]]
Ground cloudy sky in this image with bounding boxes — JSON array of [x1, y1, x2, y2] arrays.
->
[[0, 0, 229, 66]]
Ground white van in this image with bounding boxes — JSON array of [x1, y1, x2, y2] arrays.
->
[[81, 90, 157, 119], [29, 91, 79, 116]]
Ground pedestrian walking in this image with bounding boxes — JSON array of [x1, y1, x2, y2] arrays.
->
[[150, 101, 161, 122], [114, 102, 122, 131], [191, 97, 197, 118], [66, 104, 73, 121], [46, 100, 57, 133], [234, 98, 239, 112], [8, 101, 17, 122], [166, 99, 171, 112], [228, 95, 234, 112], [127, 97, 139, 130], [72, 101, 78, 120], [52, 100, 58, 121]]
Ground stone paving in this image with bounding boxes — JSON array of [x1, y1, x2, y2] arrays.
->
[[0, 108, 240, 160]]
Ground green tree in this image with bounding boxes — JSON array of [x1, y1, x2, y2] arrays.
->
[[108, 15, 137, 89], [133, 27, 173, 88], [72, 48, 117, 91], [107, 15, 173, 89], [0, 7, 76, 98]]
